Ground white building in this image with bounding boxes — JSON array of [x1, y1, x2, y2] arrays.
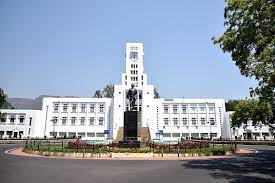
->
[[0, 110, 43, 138], [227, 111, 274, 140], [0, 43, 233, 141]]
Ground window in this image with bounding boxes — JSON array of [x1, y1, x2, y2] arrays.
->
[[181, 105, 187, 113], [89, 117, 94, 125], [10, 116, 15, 123], [99, 117, 104, 126], [59, 132, 67, 137], [199, 107, 206, 112], [52, 117, 58, 125], [191, 118, 197, 126], [173, 118, 179, 126], [173, 105, 178, 114], [50, 132, 57, 137], [172, 133, 180, 137], [163, 133, 171, 137], [78, 132, 85, 137], [210, 118, 215, 125], [182, 118, 188, 126], [68, 132, 76, 137], [164, 118, 169, 126], [62, 117, 67, 125], [53, 103, 59, 112], [90, 104, 95, 113], [87, 132, 95, 137], [28, 128, 31, 135], [191, 133, 199, 139], [72, 104, 77, 113], [262, 133, 269, 137], [63, 104, 68, 112], [182, 133, 189, 138], [71, 117, 76, 125], [0, 116, 6, 122], [19, 116, 25, 123], [99, 104, 104, 113], [209, 106, 215, 112], [80, 117, 85, 125], [7, 131, 13, 137], [96, 132, 104, 137], [200, 118, 206, 125], [129, 51, 138, 60], [191, 106, 197, 112], [210, 133, 217, 137], [29, 117, 32, 126], [200, 133, 208, 138], [81, 104, 86, 113], [163, 105, 169, 114]]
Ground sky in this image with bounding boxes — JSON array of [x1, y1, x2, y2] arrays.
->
[[0, 0, 257, 100]]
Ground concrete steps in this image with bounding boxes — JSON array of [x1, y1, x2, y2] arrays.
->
[[115, 127, 124, 142]]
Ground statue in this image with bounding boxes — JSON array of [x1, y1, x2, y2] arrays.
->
[[127, 84, 137, 111]]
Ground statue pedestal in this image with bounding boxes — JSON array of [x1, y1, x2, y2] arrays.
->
[[119, 111, 142, 147]]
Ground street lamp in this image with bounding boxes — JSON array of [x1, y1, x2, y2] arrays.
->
[[207, 121, 212, 140], [50, 119, 57, 139]]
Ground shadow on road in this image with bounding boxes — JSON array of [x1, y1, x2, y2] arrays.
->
[[181, 150, 275, 183]]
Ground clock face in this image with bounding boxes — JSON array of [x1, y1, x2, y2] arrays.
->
[[129, 52, 138, 61]]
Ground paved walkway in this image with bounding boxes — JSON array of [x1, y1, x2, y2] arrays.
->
[[0, 144, 274, 183]]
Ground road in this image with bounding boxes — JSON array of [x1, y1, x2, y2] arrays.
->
[[0, 144, 275, 183]]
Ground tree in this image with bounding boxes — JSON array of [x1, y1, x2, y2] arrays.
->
[[154, 87, 160, 98], [231, 99, 273, 128], [225, 99, 241, 111], [213, 0, 275, 125], [102, 83, 114, 98], [0, 88, 12, 122], [93, 90, 103, 98]]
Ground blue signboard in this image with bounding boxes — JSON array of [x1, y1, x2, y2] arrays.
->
[[159, 130, 163, 135], [104, 130, 110, 135], [155, 132, 160, 136]]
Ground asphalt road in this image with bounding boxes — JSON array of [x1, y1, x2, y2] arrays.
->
[[0, 144, 275, 183]]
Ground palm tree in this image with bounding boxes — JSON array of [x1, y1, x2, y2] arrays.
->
[[93, 90, 103, 98]]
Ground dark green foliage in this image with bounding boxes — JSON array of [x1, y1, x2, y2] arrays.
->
[[213, 0, 275, 125], [231, 99, 273, 128], [0, 88, 12, 122], [225, 99, 241, 111]]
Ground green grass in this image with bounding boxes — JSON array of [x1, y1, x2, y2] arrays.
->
[[24, 144, 237, 155]]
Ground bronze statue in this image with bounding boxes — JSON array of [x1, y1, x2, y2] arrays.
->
[[127, 84, 137, 111]]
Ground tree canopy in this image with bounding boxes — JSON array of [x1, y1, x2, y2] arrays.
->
[[213, 0, 275, 125], [231, 99, 273, 129], [93, 83, 114, 98], [225, 99, 241, 111], [154, 87, 160, 98], [0, 88, 12, 122]]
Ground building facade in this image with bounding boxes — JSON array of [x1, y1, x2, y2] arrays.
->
[[0, 43, 233, 141], [227, 111, 274, 140]]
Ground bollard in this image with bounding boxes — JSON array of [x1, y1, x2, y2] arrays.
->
[[48, 141, 50, 155], [161, 148, 163, 157], [177, 147, 180, 157], [61, 141, 64, 152]]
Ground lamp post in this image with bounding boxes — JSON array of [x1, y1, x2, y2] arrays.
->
[[50, 119, 57, 139], [207, 121, 212, 140]]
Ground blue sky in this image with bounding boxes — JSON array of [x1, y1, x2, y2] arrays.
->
[[0, 0, 256, 99]]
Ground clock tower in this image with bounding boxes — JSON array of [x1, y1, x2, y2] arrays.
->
[[113, 43, 154, 140], [122, 43, 148, 88]]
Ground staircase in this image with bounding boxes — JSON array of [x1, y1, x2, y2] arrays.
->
[[115, 127, 124, 142], [139, 127, 150, 141]]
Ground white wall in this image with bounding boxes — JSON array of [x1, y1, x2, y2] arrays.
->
[[42, 97, 113, 140], [150, 99, 227, 141], [0, 109, 43, 138]]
